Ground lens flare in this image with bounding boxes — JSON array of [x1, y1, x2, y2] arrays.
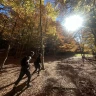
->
[[63, 15, 83, 31]]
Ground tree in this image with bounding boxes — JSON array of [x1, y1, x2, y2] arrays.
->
[[0, 0, 60, 69]]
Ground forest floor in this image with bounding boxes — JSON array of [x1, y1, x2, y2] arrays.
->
[[0, 55, 96, 96]]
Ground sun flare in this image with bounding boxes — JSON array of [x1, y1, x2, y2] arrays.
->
[[63, 15, 83, 32]]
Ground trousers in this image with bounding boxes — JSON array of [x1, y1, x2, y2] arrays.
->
[[15, 68, 31, 86]]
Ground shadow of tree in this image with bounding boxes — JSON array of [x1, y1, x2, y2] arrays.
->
[[8, 69, 20, 74], [35, 78, 65, 96], [35, 77, 79, 96], [0, 65, 20, 75], [3, 75, 39, 96], [56, 63, 96, 96], [2, 65, 19, 69], [0, 82, 15, 90], [0, 72, 38, 93], [56, 64, 79, 85]]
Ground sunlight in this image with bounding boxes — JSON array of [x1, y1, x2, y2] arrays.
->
[[63, 15, 83, 32]]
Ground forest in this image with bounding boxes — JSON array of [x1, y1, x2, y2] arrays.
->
[[0, 0, 96, 96]]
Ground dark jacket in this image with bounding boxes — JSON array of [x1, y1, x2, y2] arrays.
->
[[34, 54, 41, 64], [21, 56, 29, 69]]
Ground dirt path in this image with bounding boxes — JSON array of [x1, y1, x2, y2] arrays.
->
[[0, 57, 96, 96]]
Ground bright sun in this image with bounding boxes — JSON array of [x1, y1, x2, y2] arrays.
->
[[63, 15, 83, 32]]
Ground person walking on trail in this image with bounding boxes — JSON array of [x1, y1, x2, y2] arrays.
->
[[34, 53, 42, 75], [82, 54, 85, 64], [14, 51, 34, 88]]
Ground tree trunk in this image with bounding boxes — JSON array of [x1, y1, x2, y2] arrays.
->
[[0, 44, 10, 70], [0, 19, 17, 69], [91, 28, 96, 46], [40, 0, 44, 69]]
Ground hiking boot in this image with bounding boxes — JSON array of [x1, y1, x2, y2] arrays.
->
[[27, 83, 32, 88]]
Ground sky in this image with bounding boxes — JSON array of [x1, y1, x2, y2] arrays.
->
[[44, 0, 49, 4], [0, 4, 10, 17], [44, 0, 55, 5]]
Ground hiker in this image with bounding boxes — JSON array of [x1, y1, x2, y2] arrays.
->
[[14, 51, 34, 88], [82, 54, 85, 63], [33, 53, 42, 75]]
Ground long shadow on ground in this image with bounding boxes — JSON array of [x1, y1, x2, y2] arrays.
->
[[35, 78, 65, 96], [35, 77, 79, 96], [0, 64, 20, 75], [0, 70, 38, 96], [56, 62, 96, 96], [0, 82, 15, 90], [36, 61, 96, 96], [3, 81, 27, 96]]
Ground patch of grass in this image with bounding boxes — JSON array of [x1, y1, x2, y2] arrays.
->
[[75, 54, 93, 57], [75, 54, 82, 57]]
